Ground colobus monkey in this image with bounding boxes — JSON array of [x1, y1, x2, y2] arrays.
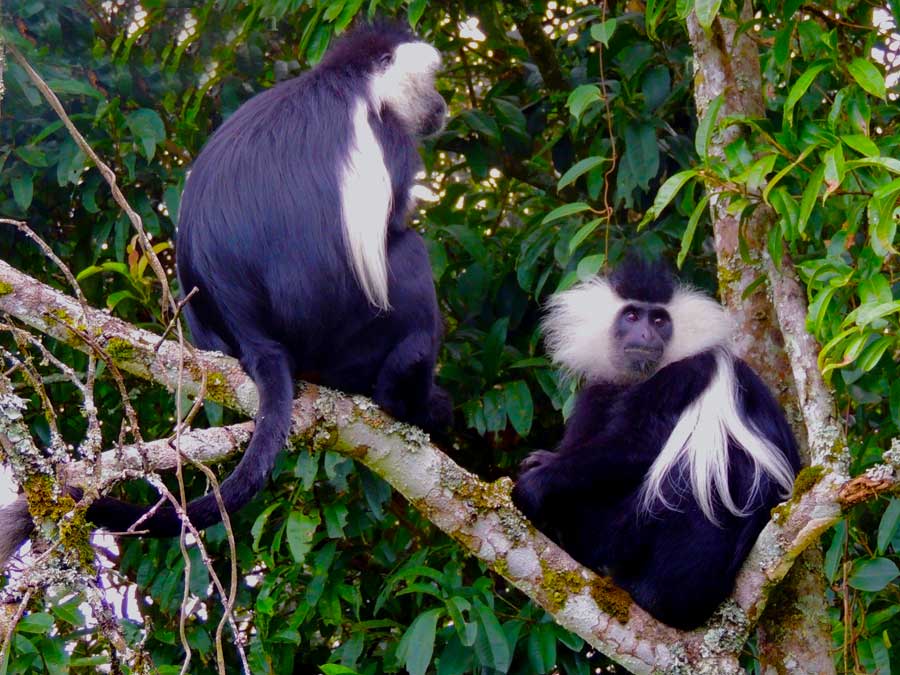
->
[[0, 22, 452, 561], [512, 258, 800, 629]]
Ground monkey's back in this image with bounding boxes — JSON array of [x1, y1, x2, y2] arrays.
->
[[175, 65, 442, 398]]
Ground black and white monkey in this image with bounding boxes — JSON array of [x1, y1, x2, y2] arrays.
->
[[0, 22, 452, 560], [512, 258, 800, 629]]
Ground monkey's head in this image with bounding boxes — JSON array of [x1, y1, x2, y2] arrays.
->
[[324, 22, 447, 137], [542, 256, 733, 384]]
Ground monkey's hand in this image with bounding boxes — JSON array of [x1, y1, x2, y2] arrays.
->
[[511, 450, 557, 523], [518, 449, 556, 474]]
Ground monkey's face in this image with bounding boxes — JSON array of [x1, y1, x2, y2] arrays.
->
[[612, 304, 672, 381], [370, 41, 447, 138]]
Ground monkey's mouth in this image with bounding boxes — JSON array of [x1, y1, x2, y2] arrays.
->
[[417, 98, 448, 138], [623, 347, 662, 375]]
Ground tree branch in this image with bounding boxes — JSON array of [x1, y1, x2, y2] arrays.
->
[[0, 251, 886, 672]]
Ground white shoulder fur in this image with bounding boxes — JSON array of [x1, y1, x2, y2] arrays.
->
[[542, 277, 734, 382], [340, 99, 393, 310], [639, 349, 796, 522]]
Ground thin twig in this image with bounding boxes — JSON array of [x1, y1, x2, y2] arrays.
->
[[0, 589, 32, 674], [155, 287, 199, 350]]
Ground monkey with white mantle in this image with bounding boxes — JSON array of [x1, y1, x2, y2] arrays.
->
[[512, 257, 800, 629], [0, 22, 452, 562]]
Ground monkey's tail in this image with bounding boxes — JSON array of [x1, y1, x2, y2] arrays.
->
[[0, 347, 295, 566]]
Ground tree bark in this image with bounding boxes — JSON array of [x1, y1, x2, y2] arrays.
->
[[686, 5, 838, 673]]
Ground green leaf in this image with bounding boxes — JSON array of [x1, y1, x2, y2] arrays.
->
[[842, 134, 879, 157], [473, 600, 511, 671], [868, 635, 892, 675], [251, 502, 281, 550], [320, 666, 361, 675], [323, 503, 348, 538], [849, 557, 900, 592], [125, 109, 166, 162], [542, 202, 591, 224], [15, 145, 49, 167], [407, 0, 426, 29], [823, 143, 845, 198], [503, 380, 533, 436], [557, 157, 607, 191], [590, 19, 616, 46], [695, 0, 722, 30], [858, 336, 893, 372], [638, 169, 698, 229], [397, 609, 441, 675], [762, 142, 820, 204], [566, 85, 602, 120], [576, 253, 605, 280], [622, 122, 659, 190], [848, 58, 886, 99], [527, 622, 557, 674], [106, 290, 138, 311], [460, 110, 500, 140], [798, 164, 824, 233], [286, 510, 319, 563], [294, 449, 319, 491], [678, 193, 710, 268], [445, 597, 477, 647], [45, 78, 104, 99], [307, 24, 333, 64], [482, 389, 506, 433], [16, 613, 54, 634], [873, 177, 900, 201], [784, 62, 828, 127], [568, 218, 602, 254], [866, 605, 900, 632], [323, 0, 347, 21], [824, 520, 846, 583], [11, 174, 33, 211], [482, 317, 509, 384], [877, 499, 900, 555], [846, 157, 900, 174], [695, 93, 723, 159]]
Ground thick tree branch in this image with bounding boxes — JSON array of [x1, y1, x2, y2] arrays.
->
[[0, 253, 885, 673]]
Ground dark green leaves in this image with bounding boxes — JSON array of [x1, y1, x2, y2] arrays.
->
[[285, 511, 320, 563], [125, 109, 166, 161], [695, 93, 723, 159], [849, 558, 900, 592], [396, 609, 441, 675]]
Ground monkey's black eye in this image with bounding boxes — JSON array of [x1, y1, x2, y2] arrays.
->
[[653, 316, 667, 326], [378, 52, 394, 68], [624, 310, 639, 322]]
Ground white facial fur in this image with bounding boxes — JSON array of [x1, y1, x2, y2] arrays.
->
[[541, 277, 734, 383], [639, 349, 796, 523], [340, 99, 393, 310], [369, 41, 443, 132]]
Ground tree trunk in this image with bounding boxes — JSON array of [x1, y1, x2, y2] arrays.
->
[[686, 5, 836, 673]]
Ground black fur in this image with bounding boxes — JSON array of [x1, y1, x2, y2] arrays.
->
[[81, 23, 452, 537], [512, 264, 800, 629], [608, 255, 675, 304]]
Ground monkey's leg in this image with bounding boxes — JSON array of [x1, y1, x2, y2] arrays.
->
[[374, 332, 451, 433]]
